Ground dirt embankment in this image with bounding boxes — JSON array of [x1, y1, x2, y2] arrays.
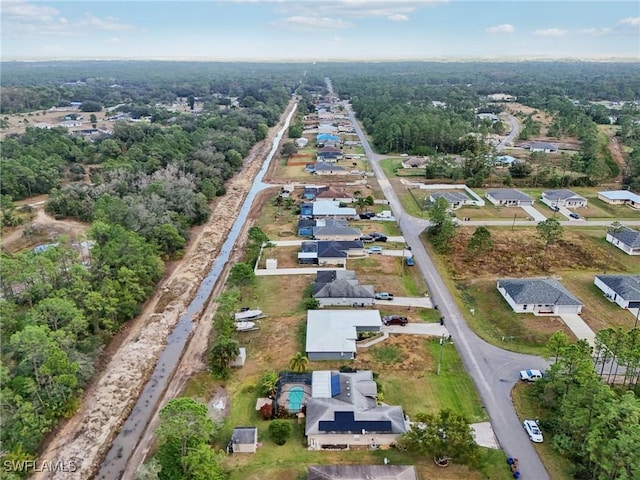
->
[[32, 99, 297, 480]]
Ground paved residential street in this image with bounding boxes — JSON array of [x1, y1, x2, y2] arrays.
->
[[346, 103, 552, 479]]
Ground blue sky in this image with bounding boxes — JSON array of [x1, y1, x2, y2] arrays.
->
[[1, 0, 639, 60]]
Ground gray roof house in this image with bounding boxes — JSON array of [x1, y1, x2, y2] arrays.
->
[[307, 465, 418, 480], [230, 427, 258, 453], [530, 141, 558, 153], [486, 189, 534, 207], [541, 189, 588, 208], [313, 270, 375, 307], [430, 191, 473, 210], [306, 310, 382, 360], [594, 275, 640, 309], [497, 278, 583, 315], [312, 200, 357, 218], [298, 240, 365, 266], [312, 222, 361, 241], [305, 370, 408, 450], [606, 227, 640, 255], [314, 162, 350, 175]]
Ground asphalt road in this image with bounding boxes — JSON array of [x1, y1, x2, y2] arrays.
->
[[496, 114, 520, 152], [345, 101, 552, 479]]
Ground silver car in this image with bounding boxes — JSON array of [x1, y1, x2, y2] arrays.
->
[[523, 419, 543, 443]]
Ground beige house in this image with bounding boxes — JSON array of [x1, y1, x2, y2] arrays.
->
[[231, 427, 258, 453]]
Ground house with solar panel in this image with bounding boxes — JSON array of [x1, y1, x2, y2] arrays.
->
[[305, 370, 409, 450], [496, 278, 583, 315]]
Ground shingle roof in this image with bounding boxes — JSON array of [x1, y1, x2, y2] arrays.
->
[[531, 141, 558, 151], [314, 162, 347, 172], [487, 189, 532, 202], [498, 278, 583, 306], [307, 465, 418, 480], [313, 224, 361, 238], [542, 189, 586, 202], [313, 270, 374, 298], [610, 227, 640, 248], [595, 275, 640, 301], [431, 191, 470, 204]]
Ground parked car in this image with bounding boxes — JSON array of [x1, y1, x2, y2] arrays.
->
[[405, 256, 415, 266], [383, 315, 408, 326], [374, 292, 394, 300], [523, 419, 543, 443], [371, 232, 388, 242], [519, 369, 543, 382], [359, 235, 374, 243], [551, 205, 560, 212], [569, 212, 580, 219], [368, 246, 383, 254], [359, 212, 376, 219]]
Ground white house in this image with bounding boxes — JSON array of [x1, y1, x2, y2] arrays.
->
[[606, 227, 640, 255], [430, 191, 475, 210], [305, 370, 408, 450], [497, 278, 583, 315], [598, 190, 640, 210], [486, 189, 534, 207], [306, 310, 381, 360], [594, 275, 640, 309], [541, 189, 588, 209]]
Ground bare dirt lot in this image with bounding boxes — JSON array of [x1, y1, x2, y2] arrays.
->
[[32, 100, 297, 480]]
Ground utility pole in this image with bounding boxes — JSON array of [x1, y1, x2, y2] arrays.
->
[[512, 213, 517, 231]]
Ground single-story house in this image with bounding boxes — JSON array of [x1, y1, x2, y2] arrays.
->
[[308, 200, 357, 219], [488, 93, 517, 102], [541, 189, 588, 208], [230, 427, 258, 453], [33, 122, 53, 129], [312, 222, 361, 241], [307, 465, 418, 480], [312, 270, 375, 307], [317, 133, 340, 145], [530, 142, 558, 153], [305, 370, 408, 449], [486, 189, 534, 207], [477, 113, 500, 123], [606, 227, 640, 255], [432, 100, 447, 108], [318, 124, 338, 134], [298, 219, 317, 237], [497, 278, 583, 315], [58, 120, 83, 128], [401, 156, 429, 169], [598, 190, 640, 209], [315, 186, 353, 201], [303, 185, 328, 200], [306, 311, 382, 360], [298, 240, 365, 265], [313, 162, 349, 175], [317, 151, 344, 162], [430, 191, 474, 210], [318, 146, 342, 154], [594, 275, 640, 309]]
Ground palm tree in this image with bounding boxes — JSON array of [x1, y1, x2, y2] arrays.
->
[[289, 351, 308, 373]]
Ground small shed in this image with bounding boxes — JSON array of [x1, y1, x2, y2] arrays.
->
[[231, 427, 258, 453], [230, 348, 246, 368]]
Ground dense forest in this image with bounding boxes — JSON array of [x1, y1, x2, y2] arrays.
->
[[0, 63, 305, 469]]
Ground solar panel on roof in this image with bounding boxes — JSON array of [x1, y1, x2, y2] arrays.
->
[[331, 374, 341, 396], [318, 411, 393, 433]]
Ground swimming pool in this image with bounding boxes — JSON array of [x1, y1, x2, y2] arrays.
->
[[288, 386, 304, 412]]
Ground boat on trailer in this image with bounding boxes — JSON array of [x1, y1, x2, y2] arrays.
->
[[234, 309, 266, 321], [235, 321, 257, 332]]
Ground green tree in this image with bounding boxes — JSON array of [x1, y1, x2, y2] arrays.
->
[[536, 218, 564, 269], [228, 263, 255, 287], [289, 351, 308, 373], [268, 420, 292, 445], [260, 371, 279, 397], [209, 337, 240, 379], [158, 398, 216, 474], [427, 197, 456, 253], [544, 331, 570, 366], [466, 226, 493, 256], [509, 161, 533, 178], [402, 409, 479, 466], [183, 444, 225, 480]]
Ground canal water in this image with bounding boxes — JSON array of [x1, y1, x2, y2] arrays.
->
[[96, 103, 297, 480]]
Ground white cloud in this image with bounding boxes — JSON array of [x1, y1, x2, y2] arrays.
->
[[534, 28, 567, 37], [388, 13, 409, 21], [273, 0, 447, 20], [486, 24, 514, 34], [619, 17, 640, 27], [271, 16, 354, 31], [1, 0, 137, 37], [581, 27, 612, 36]]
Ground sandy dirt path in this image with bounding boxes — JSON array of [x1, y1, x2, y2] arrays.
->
[[31, 99, 296, 480]]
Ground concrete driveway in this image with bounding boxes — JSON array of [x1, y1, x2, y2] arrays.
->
[[374, 296, 433, 308], [521, 205, 546, 222], [383, 322, 448, 336], [559, 313, 595, 346]]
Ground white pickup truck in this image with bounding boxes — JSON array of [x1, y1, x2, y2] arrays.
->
[[519, 369, 543, 382]]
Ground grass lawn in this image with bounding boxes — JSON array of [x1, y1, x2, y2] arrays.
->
[[350, 254, 427, 297], [511, 384, 574, 480]]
